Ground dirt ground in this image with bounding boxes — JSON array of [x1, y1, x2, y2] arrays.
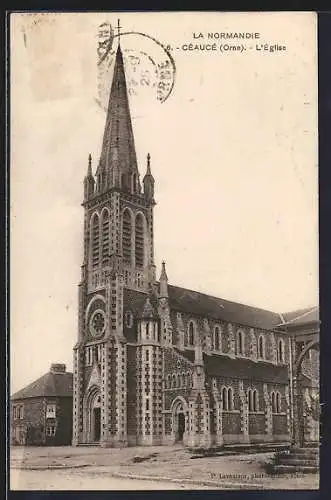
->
[[9, 445, 319, 490], [10, 469, 203, 490]]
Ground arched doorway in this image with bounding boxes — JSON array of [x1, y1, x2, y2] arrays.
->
[[171, 397, 188, 444], [83, 387, 101, 443], [177, 413, 185, 442], [92, 394, 101, 442]]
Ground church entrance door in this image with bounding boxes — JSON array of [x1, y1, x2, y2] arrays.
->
[[177, 413, 185, 442], [93, 407, 101, 442], [171, 397, 188, 444], [84, 389, 101, 444]]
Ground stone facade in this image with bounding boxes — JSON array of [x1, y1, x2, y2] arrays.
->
[[72, 42, 318, 449]]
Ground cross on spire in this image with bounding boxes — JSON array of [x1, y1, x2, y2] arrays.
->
[[117, 18, 122, 44]]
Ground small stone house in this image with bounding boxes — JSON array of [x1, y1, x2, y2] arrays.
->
[[11, 363, 73, 446]]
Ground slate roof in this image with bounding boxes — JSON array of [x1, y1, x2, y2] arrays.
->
[[11, 369, 73, 401], [174, 348, 289, 383], [279, 307, 319, 327], [203, 353, 289, 384], [174, 347, 195, 363], [123, 284, 319, 332], [123, 288, 157, 317], [167, 284, 281, 330]]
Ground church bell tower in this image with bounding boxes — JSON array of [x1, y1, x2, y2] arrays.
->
[[73, 25, 156, 447]]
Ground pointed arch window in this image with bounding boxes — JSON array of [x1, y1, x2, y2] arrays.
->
[[172, 374, 176, 388], [222, 387, 228, 410], [187, 321, 195, 346], [228, 387, 234, 411], [248, 389, 259, 412], [101, 209, 110, 265], [122, 209, 132, 264], [214, 326, 221, 351], [221, 387, 234, 411], [177, 374, 181, 388], [258, 335, 265, 359], [237, 330, 245, 356], [248, 389, 253, 412], [166, 374, 171, 389], [135, 213, 145, 268], [277, 339, 285, 364], [253, 389, 259, 412], [272, 391, 281, 413], [276, 392, 281, 413], [271, 392, 276, 413], [146, 322, 150, 339], [91, 213, 100, 268]]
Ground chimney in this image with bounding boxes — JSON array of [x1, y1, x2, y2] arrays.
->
[[50, 363, 66, 373]]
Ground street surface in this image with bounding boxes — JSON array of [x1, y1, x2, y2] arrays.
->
[[11, 468, 199, 490], [10, 445, 319, 490]]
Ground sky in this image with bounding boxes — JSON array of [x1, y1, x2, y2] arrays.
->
[[10, 12, 318, 393]]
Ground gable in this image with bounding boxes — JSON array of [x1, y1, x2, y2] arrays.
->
[[86, 363, 101, 391]]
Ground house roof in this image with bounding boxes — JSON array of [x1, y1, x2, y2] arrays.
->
[[11, 365, 73, 401]]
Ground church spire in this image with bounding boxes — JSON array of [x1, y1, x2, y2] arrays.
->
[[84, 153, 95, 200], [143, 153, 155, 201], [146, 152, 151, 174], [87, 153, 92, 176], [159, 261, 168, 299], [97, 24, 140, 194]]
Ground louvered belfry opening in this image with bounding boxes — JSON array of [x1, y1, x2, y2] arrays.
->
[[122, 209, 132, 264], [91, 214, 100, 268], [101, 210, 110, 265], [135, 213, 144, 268]]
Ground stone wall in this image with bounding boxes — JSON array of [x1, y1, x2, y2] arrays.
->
[[126, 344, 137, 443], [272, 414, 288, 434], [11, 396, 73, 446], [222, 412, 241, 434], [45, 397, 73, 446], [248, 413, 265, 435]]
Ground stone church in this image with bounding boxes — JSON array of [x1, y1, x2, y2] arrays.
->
[[72, 41, 318, 448]]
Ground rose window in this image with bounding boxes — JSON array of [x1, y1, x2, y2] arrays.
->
[[90, 309, 106, 337]]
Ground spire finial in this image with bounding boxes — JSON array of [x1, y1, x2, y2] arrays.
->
[[160, 261, 168, 281], [159, 260, 168, 299], [88, 153, 92, 176], [117, 18, 121, 45], [147, 153, 151, 174]]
